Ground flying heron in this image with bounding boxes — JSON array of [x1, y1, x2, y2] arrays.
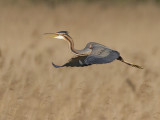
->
[[46, 31, 143, 69]]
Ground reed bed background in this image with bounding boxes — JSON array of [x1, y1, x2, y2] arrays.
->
[[0, 1, 160, 120]]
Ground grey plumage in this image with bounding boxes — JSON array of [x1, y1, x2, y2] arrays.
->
[[52, 56, 90, 68]]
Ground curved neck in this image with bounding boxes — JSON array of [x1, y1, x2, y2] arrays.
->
[[63, 35, 82, 55], [63, 34, 92, 56]]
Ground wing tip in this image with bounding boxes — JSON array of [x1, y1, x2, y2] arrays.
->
[[52, 62, 63, 68]]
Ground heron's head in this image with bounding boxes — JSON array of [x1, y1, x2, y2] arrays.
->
[[45, 31, 69, 40]]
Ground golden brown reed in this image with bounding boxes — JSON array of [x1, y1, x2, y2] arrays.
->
[[0, 3, 160, 120]]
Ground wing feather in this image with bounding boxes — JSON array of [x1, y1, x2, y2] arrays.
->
[[84, 43, 120, 65], [52, 56, 91, 68], [85, 50, 120, 65], [64, 56, 90, 67]]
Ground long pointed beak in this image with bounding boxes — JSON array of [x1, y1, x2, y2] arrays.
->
[[44, 33, 57, 38]]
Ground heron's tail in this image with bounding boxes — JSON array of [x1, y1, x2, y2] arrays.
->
[[117, 56, 143, 69]]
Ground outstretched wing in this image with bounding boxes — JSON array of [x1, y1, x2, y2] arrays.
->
[[52, 55, 91, 68], [85, 50, 120, 65], [84, 43, 120, 65]]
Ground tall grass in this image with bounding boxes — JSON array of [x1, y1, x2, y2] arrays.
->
[[0, 2, 160, 120]]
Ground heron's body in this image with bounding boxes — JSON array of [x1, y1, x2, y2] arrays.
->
[[46, 31, 143, 69]]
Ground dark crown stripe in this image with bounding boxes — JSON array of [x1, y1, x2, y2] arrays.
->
[[57, 31, 69, 34]]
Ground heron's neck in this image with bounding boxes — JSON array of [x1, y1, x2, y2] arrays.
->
[[63, 35, 92, 55], [63, 35, 81, 55]]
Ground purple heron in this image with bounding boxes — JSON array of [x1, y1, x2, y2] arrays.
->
[[46, 31, 143, 69]]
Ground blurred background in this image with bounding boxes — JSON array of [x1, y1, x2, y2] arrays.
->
[[0, 0, 160, 120]]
